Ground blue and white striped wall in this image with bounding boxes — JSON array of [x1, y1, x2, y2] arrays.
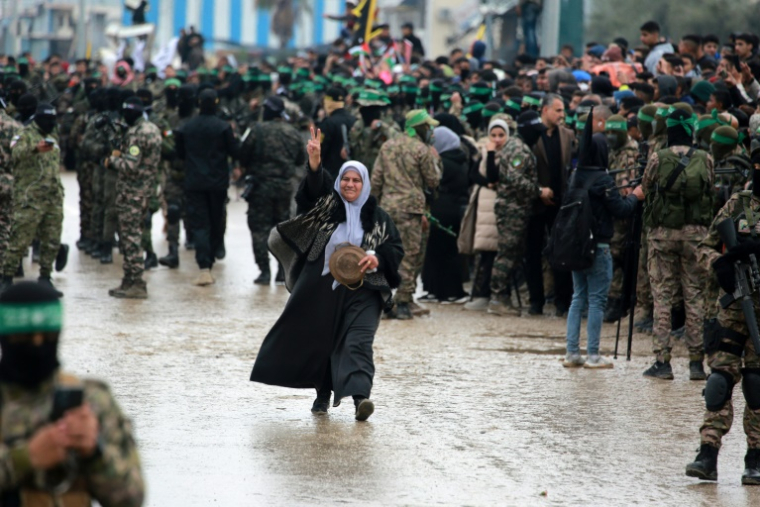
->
[[123, 0, 345, 49]]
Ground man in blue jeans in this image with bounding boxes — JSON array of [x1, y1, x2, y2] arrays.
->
[[518, 0, 542, 58], [563, 111, 645, 368]]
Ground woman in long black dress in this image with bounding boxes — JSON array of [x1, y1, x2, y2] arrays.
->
[[250, 127, 404, 421]]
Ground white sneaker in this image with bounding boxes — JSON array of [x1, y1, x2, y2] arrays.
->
[[583, 355, 614, 369], [562, 353, 585, 368], [193, 269, 215, 286], [464, 297, 489, 311]]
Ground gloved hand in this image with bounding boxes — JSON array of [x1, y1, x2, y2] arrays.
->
[[712, 255, 737, 294]]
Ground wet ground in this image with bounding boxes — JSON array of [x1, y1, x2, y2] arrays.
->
[[35, 173, 760, 505]]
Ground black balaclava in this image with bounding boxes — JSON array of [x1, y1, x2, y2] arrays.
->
[[136, 88, 154, 113], [122, 97, 144, 126], [18, 60, 29, 78], [666, 109, 695, 148], [165, 86, 179, 109], [433, 112, 465, 137], [83, 77, 100, 98], [262, 96, 285, 121], [17, 94, 38, 123], [178, 84, 197, 118], [106, 87, 122, 112], [360, 105, 383, 126], [89, 89, 107, 113], [0, 282, 62, 388], [517, 110, 545, 148], [33, 103, 57, 135], [8, 80, 28, 107], [198, 89, 218, 115]]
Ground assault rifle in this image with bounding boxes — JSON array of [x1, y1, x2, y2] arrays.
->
[[614, 140, 648, 360], [716, 218, 760, 354], [93, 113, 127, 151]]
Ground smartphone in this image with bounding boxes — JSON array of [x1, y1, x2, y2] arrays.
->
[[51, 386, 84, 421]]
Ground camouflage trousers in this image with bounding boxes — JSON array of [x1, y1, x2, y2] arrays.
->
[[246, 180, 291, 273], [388, 211, 424, 304], [700, 303, 760, 450], [163, 175, 186, 244], [116, 191, 148, 282], [3, 198, 63, 278], [636, 229, 653, 316], [102, 168, 119, 242], [609, 219, 628, 298], [90, 165, 105, 242], [77, 160, 95, 240], [141, 185, 161, 254], [490, 202, 528, 296], [0, 184, 11, 271], [647, 236, 705, 362]]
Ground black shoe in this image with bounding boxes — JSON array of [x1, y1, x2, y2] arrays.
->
[[742, 448, 760, 485], [37, 276, 63, 297], [254, 272, 271, 285], [55, 244, 69, 272], [686, 444, 718, 481], [185, 240, 195, 251], [528, 305, 543, 316], [76, 237, 89, 250], [83, 239, 95, 255], [215, 244, 226, 260], [31, 240, 40, 264], [689, 360, 707, 381], [311, 396, 331, 415], [14, 261, 23, 278], [100, 242, 113, 264], [604, 297, 624, 323], [90, 242, 103, 259], [0, 275, 13, 293], [395, 303, 413, 320], [643, 360, 674, 380], [354, 398, 375, 421], [275, 270, 286, 285], [158, 243, 179, 269], [144, 251, 158, 270]]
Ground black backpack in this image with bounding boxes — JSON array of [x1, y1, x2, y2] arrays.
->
[[545, 171, 606, 272]]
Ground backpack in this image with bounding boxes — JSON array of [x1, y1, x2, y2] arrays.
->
[[545, 171, 605, 272], [644, 147, 714, 229]]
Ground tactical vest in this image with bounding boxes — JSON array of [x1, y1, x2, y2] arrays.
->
[[644, 148, 714, 229], [0, 373, 92, 507]]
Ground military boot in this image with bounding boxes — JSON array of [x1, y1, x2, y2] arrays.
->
[[0, 275, 13, 294], [76, 237, 89, 250], [90, 241, 103, 259], [686, 444, 718, 481], [395, 302, 413, 320], [409, 301, 429, 317], [108, 278, 129, 297], [742, 448, 760, 485], [311, 395, 331, 415], [100, 242, 113, 264], [84, 239, 96, 255], [643, 360, 674, 380], [37, 277, 63, 297], [254, 270, 271, 285], [111, 279, 148, 299], [55, 244, 69, 272], [158, 243, 179, 268], [144, 251, 158, 270], [689, 359, 707, 381]]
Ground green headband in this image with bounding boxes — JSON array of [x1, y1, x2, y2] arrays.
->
[[605, 121, 627, 132], [405, 110, 431, 137], [522, 96, 541, 107], [655, 107, 669, 118], [696, 118, 717, 132], [387, 85, 400, 94], [462, 102, 485, 115], [576, 121, 586, 131], [665, 115, 697, 136], [365, 79, 383, 89], [482, 108, 503, 118], [164, 78, 181, 88], [471, 86, 492, 96], [506, 99, 522, 112], [637, 111, 654, 123], [565, 114, 576, 126], [711, 132, 738, 145], [429, 83, 444, 93], [402, 85, 419, 94], [0, 301, 62, 334]]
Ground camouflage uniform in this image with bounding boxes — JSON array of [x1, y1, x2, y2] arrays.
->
[[140, 112, 172, 255], [0, 372, 144, 505], [348, 118, 400, 172], [2, 124, 63, 279], [0, 111, 22, 271], [371, 134, 440, 304], [642, 145, 714, 363], [239, 119, 306, 275], [102, 112, 125, 247], [695, 193, 760, 451], [491, 135, 538, 297], [71, 109, 96, 243], [108, 118, 161, 285], [608, 137, 639, 299], [79, 114, 112, 245]]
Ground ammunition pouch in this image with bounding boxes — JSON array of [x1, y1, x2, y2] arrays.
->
[[715, 325, 747, 357]]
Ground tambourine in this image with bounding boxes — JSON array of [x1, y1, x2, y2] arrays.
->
[[329, 243, 366, 289]]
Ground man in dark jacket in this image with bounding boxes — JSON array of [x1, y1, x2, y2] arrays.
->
[[175, 89, 238, 286], [563, 114, 644, 369], [318, 87, 356, 178], [402, 23, 425, 58]]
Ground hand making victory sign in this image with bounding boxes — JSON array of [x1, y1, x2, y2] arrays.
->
[[308, 125, 322, 172]]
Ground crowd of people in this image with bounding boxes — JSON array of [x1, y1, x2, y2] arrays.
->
[[1, 9, 760, 494]]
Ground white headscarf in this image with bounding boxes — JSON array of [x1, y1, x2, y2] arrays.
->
[[433, 126, 461, 154], [322, 161, 372, 289]]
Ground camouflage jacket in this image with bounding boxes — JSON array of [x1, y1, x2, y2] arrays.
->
[[609, 137, 639, 186], [80, 114, 112, 164], [371, 133, 440, 214], [348, 118, 400, 172], [10, 124, 63, 208], [0, 111, 22, 198], [0, 372, 144, 506], [697, 191, 760, 271], [239, 119, 306, 181], [497, 135, 538, 210], [109, 117, 161, 196]]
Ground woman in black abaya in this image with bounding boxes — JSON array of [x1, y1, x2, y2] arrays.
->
[[250, 127, 404, 421]]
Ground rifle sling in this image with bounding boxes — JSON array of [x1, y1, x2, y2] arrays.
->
[[663, 147, 694, 192]]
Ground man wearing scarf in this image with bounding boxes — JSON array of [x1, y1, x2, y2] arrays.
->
[[641, 108, 714, 380], [371, 109, 441, 319], [318, 87, 356, 178], [0, 281, 144, 504]]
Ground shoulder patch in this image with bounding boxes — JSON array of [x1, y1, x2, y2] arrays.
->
[[738, 219, 751, 234], [129, 146, 140, 157], [511, 156, 523, 167]]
